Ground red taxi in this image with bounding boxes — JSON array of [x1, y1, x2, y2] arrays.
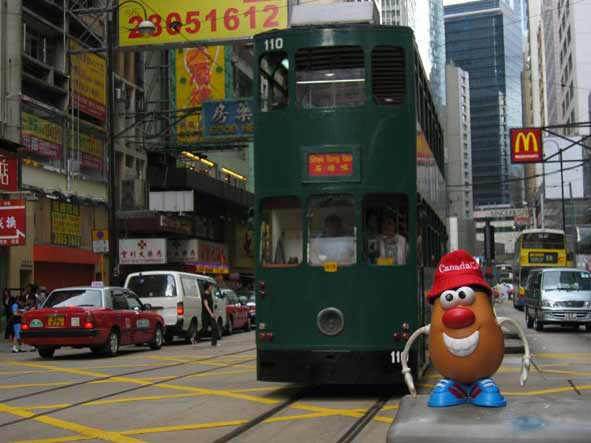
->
[[221, 289, 251, 334], [21, 286, 164, 359]]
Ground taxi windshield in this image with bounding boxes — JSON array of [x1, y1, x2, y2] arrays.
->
[[45, 290, 102, 308]]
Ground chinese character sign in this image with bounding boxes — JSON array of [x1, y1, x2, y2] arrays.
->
[[21, 112, 63, 160], [119, 238, 168, 265], [69, 40, 106, 121], [308, 153, 354, 177], [202, 99, 254, 139], [51, 201, 81, 247], [0, 151, 17, 192], [511, 128, 543, 163], [175, 46, 225, 144], [0, 200, 26, 246]]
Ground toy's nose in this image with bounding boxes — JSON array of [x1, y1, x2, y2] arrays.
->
[[442, 306, 475, 329]]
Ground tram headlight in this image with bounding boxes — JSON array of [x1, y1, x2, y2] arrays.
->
[[317, 308, 344, 336]]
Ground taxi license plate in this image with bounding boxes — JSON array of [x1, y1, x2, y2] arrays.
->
[[47, 316, 65, 327]]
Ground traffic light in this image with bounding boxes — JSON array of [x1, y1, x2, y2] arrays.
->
[[484, 221, 495, 261]]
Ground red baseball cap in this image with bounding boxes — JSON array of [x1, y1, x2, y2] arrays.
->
[[427, 250, 492, 300]]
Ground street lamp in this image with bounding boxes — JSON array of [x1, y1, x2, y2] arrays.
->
[[106, 0, 155, 283]]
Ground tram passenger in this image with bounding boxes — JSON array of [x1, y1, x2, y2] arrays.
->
[[309, 214, 355, 265], [376, 214, 408, 265]]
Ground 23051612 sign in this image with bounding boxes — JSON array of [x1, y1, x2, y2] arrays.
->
[[118, 0, 288, 47]]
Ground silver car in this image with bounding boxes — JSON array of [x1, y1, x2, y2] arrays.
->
[[524, 268, 591, 332]]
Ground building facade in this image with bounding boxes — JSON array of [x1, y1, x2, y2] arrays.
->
[[445, 0, 524, 206]]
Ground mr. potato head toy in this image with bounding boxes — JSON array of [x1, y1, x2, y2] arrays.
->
[[401, 250, 531, 408]]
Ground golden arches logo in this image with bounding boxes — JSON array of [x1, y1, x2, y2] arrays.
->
[[514, 131, 539, 153]]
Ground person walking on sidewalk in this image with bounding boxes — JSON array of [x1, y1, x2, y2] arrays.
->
[[11, 295, 24, 353], [3, 289, 12, 340], [198, 282, 220, 346]]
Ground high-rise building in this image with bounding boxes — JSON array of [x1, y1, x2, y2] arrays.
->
[[444, 0, 524, 206], [380, 0, 416, 27], [429, 0, 446, 108]]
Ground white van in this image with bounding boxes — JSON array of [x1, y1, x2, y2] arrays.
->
[[124, 271, 226, 344]]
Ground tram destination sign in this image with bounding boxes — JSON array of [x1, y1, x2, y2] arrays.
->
[[511, 128, 543, 163], [117, 0, 288, 48]]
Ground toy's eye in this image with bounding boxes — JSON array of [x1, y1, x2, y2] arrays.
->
[[440, 290, 457, 309], [456, 286, 475, 305]]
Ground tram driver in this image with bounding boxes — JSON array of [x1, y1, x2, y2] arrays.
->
[[309, 214, 355, 265]]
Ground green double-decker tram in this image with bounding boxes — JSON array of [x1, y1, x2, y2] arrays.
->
[[254, 24, 447, 384]]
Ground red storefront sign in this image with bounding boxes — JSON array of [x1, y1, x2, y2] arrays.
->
[[0, 200, 26, 246], [511, 128, 543, 163], [0, 151, 18, 192], [308, 153, 353, 177]]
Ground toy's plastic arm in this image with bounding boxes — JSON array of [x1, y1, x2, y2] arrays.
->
[[400, 324, 430, 398], [497, 316, 531, 386]]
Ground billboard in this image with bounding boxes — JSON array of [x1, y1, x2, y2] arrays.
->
[[175, 46, 225, 144], [21, 112, 63, 160], [0, 200, 26, 246], [202, 99, 254, 140], [51, 201, 81, 248], [119, 238, 167, 265], [511, 128, 543, 163], [0, 150, 18, 192], [69, 41, 107, 120], [117, 0, 288, 48]]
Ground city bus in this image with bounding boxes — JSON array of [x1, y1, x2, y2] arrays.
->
[[512, 228, 567, 310], [253, 24, 447, 384]]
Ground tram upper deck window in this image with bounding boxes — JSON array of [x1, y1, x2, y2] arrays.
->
[[364, 194, 409, 266], [296, 46, 365, 109], [260, 197, 302, 267], [307, 195, 356, 266], [259, 51, 289, 111], [372, 46, 406, 105]]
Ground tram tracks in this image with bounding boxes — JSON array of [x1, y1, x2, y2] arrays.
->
[[0, 346, 257, 429]]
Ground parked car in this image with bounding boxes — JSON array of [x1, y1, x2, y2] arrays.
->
[[524, 268, 591, 332], [125, 271, 223, 344], [20, 286, 164, 358], [220, 289, 251, 334], [238, 291, 256, 327]]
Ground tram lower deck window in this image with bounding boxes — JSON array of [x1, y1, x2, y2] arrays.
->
[[296, 46, 365, 109], [260, 197, 302, 266]]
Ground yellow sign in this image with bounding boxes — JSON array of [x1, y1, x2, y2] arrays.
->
[[118, 0, 288, 47], [92, 229, 109, 241], [175, 46, 225, 143], [324, 262, 338, 273], [65, 131, 105, 172], [376, 257, 394, 266], [69, 41, 106, 120], [511, 128, 543, 163], [51, 201, 81, 247], [21, 112, 63, 160]]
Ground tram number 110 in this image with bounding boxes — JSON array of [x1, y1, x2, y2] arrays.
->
[[264, 38, 284, 51]]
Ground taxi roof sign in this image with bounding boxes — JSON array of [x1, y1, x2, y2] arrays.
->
[[511, 128, 543, 163], [91, 281, 104, 287]]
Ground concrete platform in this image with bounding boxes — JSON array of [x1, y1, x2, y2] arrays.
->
[[387, 395, 591, 442]]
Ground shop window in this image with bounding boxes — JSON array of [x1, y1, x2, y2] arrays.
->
[[372, 46, 405, 105], [296, 46, 365, 109], [364, 194, 409, 266], [307, 195, 356, 266], [259, 51, 288, 111], [260, 196, 302, 267]]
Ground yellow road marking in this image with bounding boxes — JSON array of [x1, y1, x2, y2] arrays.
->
[[0, 370, 47, 375], [11, 437, 84, 443], [0, 382, 70, 390], [504, 384, 591, 396], [0, 402, 145, 443]]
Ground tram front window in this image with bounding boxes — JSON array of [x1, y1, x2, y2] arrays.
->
[[260, 197, 302, 267], [260, 51, 289, 112], [308, 195, 355, 266], [364, 194, 409, 266], [296, 46, 365, 109]]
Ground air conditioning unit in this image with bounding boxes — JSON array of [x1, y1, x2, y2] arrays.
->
[[120, 179, 145, 209]]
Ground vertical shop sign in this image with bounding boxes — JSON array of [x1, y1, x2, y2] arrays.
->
[[0, 150, 18, 192], [69, 40, 107, 120], [51, 201, 81, 247]]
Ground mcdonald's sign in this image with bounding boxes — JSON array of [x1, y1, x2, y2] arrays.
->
[[511, 128, 543, 163]]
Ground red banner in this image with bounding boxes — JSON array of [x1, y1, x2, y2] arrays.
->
[[0, 150, 18, 192], [308, 153, 353, 177], [0, 200, 26, 246]]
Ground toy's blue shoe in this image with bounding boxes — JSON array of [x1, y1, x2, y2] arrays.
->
[[428, 378, 468, 407], [469, 378, 507, 407]]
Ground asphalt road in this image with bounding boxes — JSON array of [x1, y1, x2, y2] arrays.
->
[[0, 300, 589, 443]]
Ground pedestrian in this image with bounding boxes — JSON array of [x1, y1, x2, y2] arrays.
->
[[11, 295, 24, 353], [2, 289, 11, 340], [36, 287, 47, 309], [198, 282, 220, 346]]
